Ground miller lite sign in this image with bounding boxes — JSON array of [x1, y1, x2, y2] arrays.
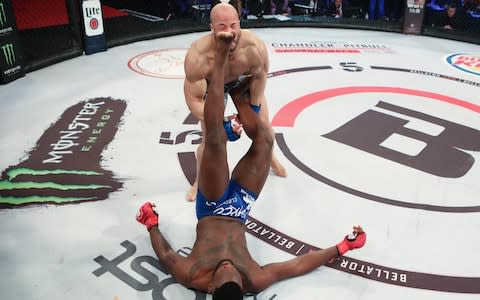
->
[[81, 0, 107, 54], [402, 0, 426, 34]]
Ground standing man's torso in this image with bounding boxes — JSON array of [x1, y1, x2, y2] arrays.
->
[[191, 29, 265, 83]]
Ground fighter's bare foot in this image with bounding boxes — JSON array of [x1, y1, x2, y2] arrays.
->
[[216, 32, 235, 42], [271, 156, 287, 177], [215, 32, 234, 56], [186, 181, 198, 202]]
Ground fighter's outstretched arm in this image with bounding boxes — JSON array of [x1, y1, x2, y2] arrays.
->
[[251, 227, 366, 293], [244, 35, 269, 110], [252, 246, 339, 292], [149, 227, 191, 286], [137, 202, 191, 286], [183, 45, 209, 121]]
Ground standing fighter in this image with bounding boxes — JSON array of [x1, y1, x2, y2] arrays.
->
[[137, 31, 367, 298], [183, 0, 287, 202]]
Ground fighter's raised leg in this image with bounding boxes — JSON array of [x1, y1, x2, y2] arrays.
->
[[229, 78, 273, 196], [197, 33, 234, 200]]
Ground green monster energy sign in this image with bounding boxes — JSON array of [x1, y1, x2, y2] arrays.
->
[[0, 0, 24, 84], [1, 43, 14, 65], [0, 2, 6, 27], [0, 98, 127, 208]]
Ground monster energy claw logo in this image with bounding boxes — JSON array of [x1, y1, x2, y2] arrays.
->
[[0, 3, 6, 27], [0, 98, 127, 208], [2, 43, 15, 66]]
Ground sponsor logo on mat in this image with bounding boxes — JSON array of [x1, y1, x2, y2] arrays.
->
[[270, 41, 395, 54], [93, 240, 277, 300], [128, 48, 186, 79], [0, 98, 127, 208], [158, 64, 480, 293], [446, 54, 480, 76]]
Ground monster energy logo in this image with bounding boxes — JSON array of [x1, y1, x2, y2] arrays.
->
[[0, 2, 6, 27], [0, 167, 112, 205], [2, 43, 15, 66], [0, 98, 127, 208]]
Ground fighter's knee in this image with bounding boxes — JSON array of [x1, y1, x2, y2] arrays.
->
[[258, 127, 274, 149], [257, 135, 273, 160], [266, 133, 274, 149], [204, 128, 227, 146], [196, 142, 205, 156]]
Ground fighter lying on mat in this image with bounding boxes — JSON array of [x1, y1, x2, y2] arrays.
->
[[136, 31, 367, 299]]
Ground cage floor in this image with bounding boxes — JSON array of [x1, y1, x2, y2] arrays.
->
[[1, 28, 479, 300]]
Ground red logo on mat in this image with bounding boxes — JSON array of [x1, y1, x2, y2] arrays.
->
[[446, 54, 480, 76], [128, 49, 187, 79], [90, 18, 99, 30]]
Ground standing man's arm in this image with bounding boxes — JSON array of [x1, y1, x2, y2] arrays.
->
[[246, 38, 269, 111], [184, 46, 209, 121]]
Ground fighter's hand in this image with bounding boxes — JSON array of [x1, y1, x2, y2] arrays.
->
[[151, 202, 160, 216], [223, 114, 243, 141], [229, 114, 243, 135], [336, 225, 366, 255], [347, 225, 365, 240], [352, 225, 364, 235], [136, 202, 159, 231]]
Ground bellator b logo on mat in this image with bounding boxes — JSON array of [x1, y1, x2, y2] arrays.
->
[[157, 63, 480, 294]]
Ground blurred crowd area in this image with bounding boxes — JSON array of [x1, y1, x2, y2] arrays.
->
[[119, 0, 479, 32], [8, 0, 479, 74], [424, 0, 480, 31]]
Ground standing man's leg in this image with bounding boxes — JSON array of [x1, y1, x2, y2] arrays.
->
[[258, 100, 287, 178], [187, 121, 205, 202], [229, 80, 273, 195]]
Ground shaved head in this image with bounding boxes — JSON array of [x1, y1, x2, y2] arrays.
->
[[210, 2, 239, 23], [209, 1, 242, 51]]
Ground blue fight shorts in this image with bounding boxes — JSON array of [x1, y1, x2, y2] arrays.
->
[[196, 180, 258, 224], [204, 75, 254, 110], [223, 74, 250, 94]]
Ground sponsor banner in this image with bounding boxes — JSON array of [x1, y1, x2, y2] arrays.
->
[[0, 33, 24, 84], [402, 0, 426, 34], [0, 0, 15, 36], [270, 41, 395, 54], [81, 0, 107, 54], [0, 0, 24, 84], [82, 0, 104, 37]]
